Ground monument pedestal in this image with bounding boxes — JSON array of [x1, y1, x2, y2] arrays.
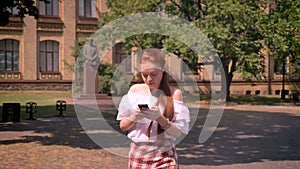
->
[[83, 62, 99, 95]]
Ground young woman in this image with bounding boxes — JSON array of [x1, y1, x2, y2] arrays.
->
[[117, 48, 190, 169]]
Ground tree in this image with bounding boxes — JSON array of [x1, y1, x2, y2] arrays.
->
[[0, 0, 49, 26], [68, 40, 87, 94], [100, 0, 299, 101], [100, 0, 205, 74], [257, 0, 300, 99], [100, 0, 164, 50], [183, 1, 263, 101]]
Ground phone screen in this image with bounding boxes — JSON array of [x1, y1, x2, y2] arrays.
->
[[138, 104, 149, 109]]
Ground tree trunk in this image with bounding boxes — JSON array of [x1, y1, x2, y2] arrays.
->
[[221, 57, 237, 102], [221, 58, 230, 101]]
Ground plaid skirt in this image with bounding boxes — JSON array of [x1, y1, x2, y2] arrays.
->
[[128, 140, 178, 169]]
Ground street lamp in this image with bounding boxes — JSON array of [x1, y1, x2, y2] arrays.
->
[[281, 58, 286, 99]]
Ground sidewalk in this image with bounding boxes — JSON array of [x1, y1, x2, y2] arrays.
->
[[0, 100, 299, 168]]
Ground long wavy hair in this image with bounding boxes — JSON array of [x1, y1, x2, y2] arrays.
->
[[136, 48, 174, 139]]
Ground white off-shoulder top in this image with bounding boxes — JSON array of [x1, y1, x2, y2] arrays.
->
[[117, 89, 190, 143]]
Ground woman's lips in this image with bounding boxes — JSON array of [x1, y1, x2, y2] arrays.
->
[[147, 83, 156, 88]]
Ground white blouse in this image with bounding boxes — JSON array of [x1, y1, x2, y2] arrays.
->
[[117, 91, 190, 143]]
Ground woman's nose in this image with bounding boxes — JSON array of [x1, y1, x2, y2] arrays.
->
[[147, 75, 152, 81]]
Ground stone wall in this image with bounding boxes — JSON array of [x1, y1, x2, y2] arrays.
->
[[177, 80, 300, 96], [0, 80, 72, 91]]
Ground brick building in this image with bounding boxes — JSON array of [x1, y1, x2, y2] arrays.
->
[[0, 0, 108, 91], [0, 0, 299, 96]]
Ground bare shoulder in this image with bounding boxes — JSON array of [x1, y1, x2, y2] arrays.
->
[[171, 86, 182, 101], [129, 83, 150, 94]]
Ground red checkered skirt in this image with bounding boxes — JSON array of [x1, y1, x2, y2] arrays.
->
[[128, 140, 178, 169]]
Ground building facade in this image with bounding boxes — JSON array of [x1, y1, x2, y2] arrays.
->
[[0, 0, 108, 91], [0, 0, 299, 97]]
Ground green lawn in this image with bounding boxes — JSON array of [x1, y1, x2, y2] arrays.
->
[[183, 92, 299, 106], [0, 91, 75, 120], [0, 91, 298, 121], [228, 94, 299, 106]]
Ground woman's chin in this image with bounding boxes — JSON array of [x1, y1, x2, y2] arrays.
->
[[148, 85, 157, 90]]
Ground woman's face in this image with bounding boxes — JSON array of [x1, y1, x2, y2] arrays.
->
[[140, 68, 164, 90]]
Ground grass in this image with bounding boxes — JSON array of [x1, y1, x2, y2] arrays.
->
[[0, 91, 75, 120], [183, 92, 299, 106], [228, 94, 299, 106], [0, 91, 298, 121]]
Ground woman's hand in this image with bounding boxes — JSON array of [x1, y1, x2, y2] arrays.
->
[[141, 106, 161, 120], [128, 108, 144, 122], [120, 108, 144, 132]]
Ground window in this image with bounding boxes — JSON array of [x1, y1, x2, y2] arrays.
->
[[213, 59, 221, 75], [39, 41, 59, 72], [78, 0, 97, 18], [113, 43, 131, 72], [39, 0, 59, 16], [274, 58, 287, 74], [0, 39, 19, 71], [113, 43, 126, 64]]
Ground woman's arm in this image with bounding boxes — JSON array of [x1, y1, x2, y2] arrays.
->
[[119, 83, 151, 132], [156, 115, 182, 138], [119, 108, 143, 132], [120, 118, 136, 132]]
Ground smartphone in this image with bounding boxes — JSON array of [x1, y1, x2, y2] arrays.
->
[[138, 104, 149, 109]]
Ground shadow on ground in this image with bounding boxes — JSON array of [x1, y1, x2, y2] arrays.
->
[[0, 105, 300, 166], [177, 107, 300, 166], [0, 104, 122, 150]]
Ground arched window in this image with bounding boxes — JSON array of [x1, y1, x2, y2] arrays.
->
[[39, 0, 59, 16], [113, 42, 131, 72], [0, 39, 19, 71], [39, 41, 59, 72], [113, 43, 126, 64], [78, 0, 97, 18]]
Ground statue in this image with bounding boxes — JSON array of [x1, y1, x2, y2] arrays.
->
[[83, 38, 98, 66], [82, 38, 99, 94]]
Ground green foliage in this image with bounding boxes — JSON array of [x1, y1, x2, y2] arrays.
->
[[100, 0, 161, 28], [71, 41, 121, 95], [165, 0, 204, 21], [163, 37, 198, 71], [228, 94, 298, 106], [99, 0, 300, 101], [69, 40, 87, 94], [0, 0, 49, 26], [124, 33, 165, 51], [167, 0, 299, 99], [197, 1, 263, 77], [257, 0, 300, 78], [289, 66, 300, 80], [100, 0, 201, 71], [111, 65, 133, 96], [98, 63, 117, 94]]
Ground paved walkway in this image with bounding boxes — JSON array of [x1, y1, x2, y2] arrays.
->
[[0, 99, 300, 169]]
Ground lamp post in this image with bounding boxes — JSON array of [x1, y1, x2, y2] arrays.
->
[[281, 58, 286, 99]]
